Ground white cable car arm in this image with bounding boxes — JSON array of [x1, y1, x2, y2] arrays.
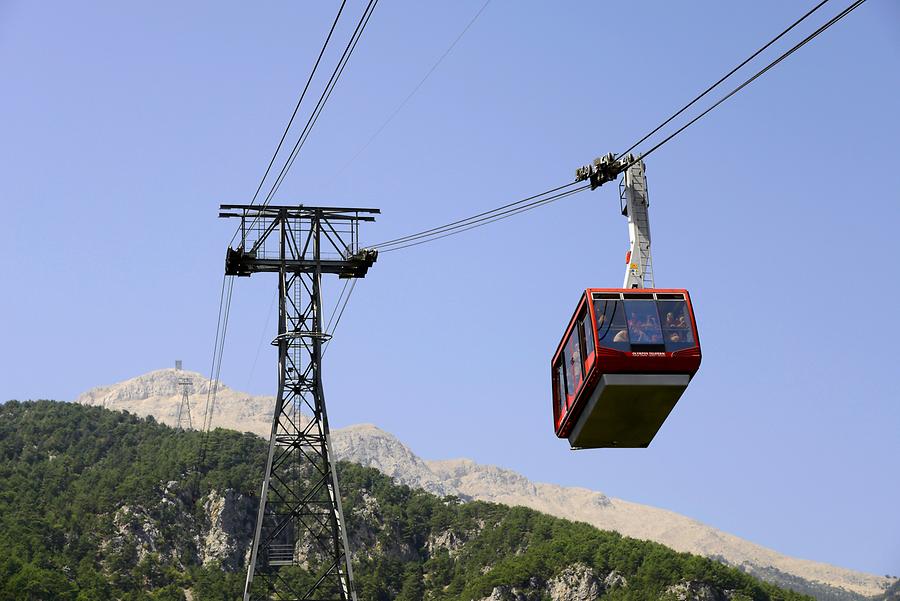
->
[[620, 158, 653, 289], [575, 153, 653, 289], [575, 153, 653, 288]]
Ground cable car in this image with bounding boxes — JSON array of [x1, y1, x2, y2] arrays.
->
[[551, 288, 701, 448]]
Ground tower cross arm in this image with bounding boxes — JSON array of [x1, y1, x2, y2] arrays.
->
[[219, 204, 379, 278], [224, 248, 378, 278]]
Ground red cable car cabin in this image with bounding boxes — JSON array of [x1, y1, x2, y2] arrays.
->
[[551, 289, 701, 448]]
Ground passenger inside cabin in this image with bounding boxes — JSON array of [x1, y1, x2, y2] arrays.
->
[[628, 313, 647, 342], [664, 313, 676, 342], [644, 314, 662, 344], [570, 346, 582, 388]]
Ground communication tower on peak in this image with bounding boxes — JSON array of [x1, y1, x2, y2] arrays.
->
[[175, 360, 193, 430]]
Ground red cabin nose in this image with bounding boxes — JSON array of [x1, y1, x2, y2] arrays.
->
[[551, 289, 701, 448]]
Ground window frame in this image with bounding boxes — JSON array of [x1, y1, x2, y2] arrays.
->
[[590, 291, 697, 354]]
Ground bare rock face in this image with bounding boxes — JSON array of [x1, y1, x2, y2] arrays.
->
[[425, 529, 466, 558], [110, 504, 166, 562], [476, 565, 620, 601], [76, 368, 277, 436], [664, 581, 728, 601], [478, 579, 545, 601], [105, 480, 198, 569], [346, 490, 417, 564], [603, 570, 627, 590], [546, 563, 603, 601], [200, 489, 255, 570], [331, 424, 453, 497]]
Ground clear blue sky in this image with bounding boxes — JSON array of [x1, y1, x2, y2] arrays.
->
[[2, 0, 898, 577]]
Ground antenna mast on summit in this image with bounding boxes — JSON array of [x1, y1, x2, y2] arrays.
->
[[219, 204, 378, 601], [175, 360, 193, 430]]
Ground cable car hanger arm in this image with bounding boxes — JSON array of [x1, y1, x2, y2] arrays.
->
[[575, 153, 652, 289]]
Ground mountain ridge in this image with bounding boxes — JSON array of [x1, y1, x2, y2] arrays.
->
[[74, 368, 894, 599], [0, 400, 817, 600]]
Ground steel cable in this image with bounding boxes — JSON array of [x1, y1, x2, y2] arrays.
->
[[378, 184, 591, 252], [618, 0, 832, 158], [234, 0, 381, 246], [635, 0, 866, 166], [372, 0, 866, 254], [263, 0, 380, 206], [332, 0, 493, 180], [371, 181, 584, 250]]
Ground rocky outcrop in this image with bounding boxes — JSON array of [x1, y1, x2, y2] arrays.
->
[[476, 564, 626, 601], [75, 369, 896, 599], [546, 563, 603, 601], [103, 484, 255, 575], [478, 579, 545, 601], [664, 581, 728, 601], [603, 570, 627, 590], [200, 489, 255, 570], [105, 480, 198, 569]]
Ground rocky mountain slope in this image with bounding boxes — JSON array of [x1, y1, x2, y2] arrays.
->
[[75, 369, 895, 599], [0, 400, 812, 601]]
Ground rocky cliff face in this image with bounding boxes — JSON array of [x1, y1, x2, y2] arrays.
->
[[474, 564, 683, 601], [76, 369, 895, 600], [107, 485, 254, 574], [200, 489, 256, 571]]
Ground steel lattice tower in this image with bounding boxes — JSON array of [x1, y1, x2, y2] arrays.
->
[[175, 362, 193, 430], [219, 204, 378, 601]]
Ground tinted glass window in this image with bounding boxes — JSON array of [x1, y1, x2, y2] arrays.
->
[[556, 364, 567, 415], [553, 364, 566, 421], [581, 315, 595, 363], [594, 299, 629, 351], [564, 332, 582, 397], [624, 299, 664, 345], [659, 300, 695, 352]]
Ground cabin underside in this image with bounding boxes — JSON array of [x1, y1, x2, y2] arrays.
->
[[567, 373, 691, 448]]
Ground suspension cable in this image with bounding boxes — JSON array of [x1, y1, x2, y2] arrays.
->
[[333, 0, 493, 180], [250, 1, 349, 206], [233, 0, 380, 246], [322, 278, 358, 358], [618, 0, 832, 158], [377, 184, 590, 252], [370, 181, 583, 250], [262, 0, 380, 206], [228, 1, 350, 249], [636, 0, 866, 166], [191, 273, 234, 493], [371, 0, 866, 254]]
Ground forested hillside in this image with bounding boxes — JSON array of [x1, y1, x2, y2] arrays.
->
[[0, 401, 813, 600]]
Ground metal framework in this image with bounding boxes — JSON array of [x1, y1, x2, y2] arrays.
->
[[175, 364, 193, 430], [575, 153, 653, 288], [619, 158, 653, 288], [219, 204, 378, 601]]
